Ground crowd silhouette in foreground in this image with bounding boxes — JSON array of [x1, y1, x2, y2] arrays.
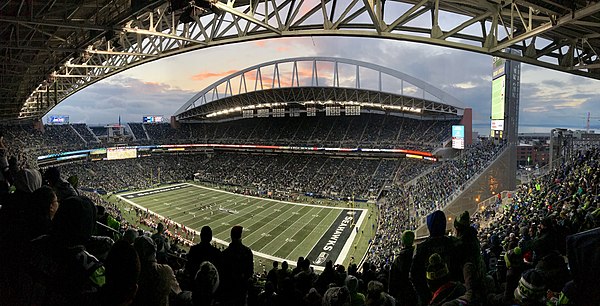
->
[[0, 127, 599, 305]]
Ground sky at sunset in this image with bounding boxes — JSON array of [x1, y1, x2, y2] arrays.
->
[[49, 35, 600, 134]]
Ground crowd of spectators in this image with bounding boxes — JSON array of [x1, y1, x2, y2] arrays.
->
[[140, 114, 458, 150], [128, 123, 149, 140], [72, 123, 100, 144], [2, 118, 599, 305], [192, 153, 431, 200], [58, 155, 197, 192], [54, 152, 429, 201], [366, 140, 504, 268], [2, 146, 597, 305]]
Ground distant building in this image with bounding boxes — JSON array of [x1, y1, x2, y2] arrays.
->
[[518, 133, 550, 167], [517, 143, 549, 167]]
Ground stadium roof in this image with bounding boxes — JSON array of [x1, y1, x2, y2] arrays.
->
[[174, 57, 465, 120], [1, 0, 599, 122]]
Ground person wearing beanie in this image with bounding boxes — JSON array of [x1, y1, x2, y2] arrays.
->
[[453, 211, 485, 282], [487, 247, 529, 306], [425, 253, 466, 306], [185, 226, 222, 287], [389, 230, 418, 306], [345, 275, 365, 306], [14, 168, 43, 194], [123, 228, 139, 245], [193, 261, 220, 306], [22, 186, 57, 241], [411, 210, 459, 304], [365, 280, 395, 306], [453, 211, 470, 230], [220, 225, 253, 306], [133, 236, 182, 306], [513, 269, 547, 306]]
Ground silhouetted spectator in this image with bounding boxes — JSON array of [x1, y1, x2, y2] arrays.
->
[[193, 261, 220, 306], [389, 230, 417, 306], [26, 195, 103, 305], [411, 210, 459, 304], [98, 240, 140, 306], [266, 261, 279, 291], [151, 222, 170, 263], [221, 225, 253, 306], [346, 275, 366, 306], [185, 226, 221, 285], [425, 254, 465, 306], [43, 167, 77, 202]]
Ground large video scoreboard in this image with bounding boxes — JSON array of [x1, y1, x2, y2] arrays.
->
[[143, 116, 164, 123], [491, 50, 520, 141], [47, 115, 69, 124]]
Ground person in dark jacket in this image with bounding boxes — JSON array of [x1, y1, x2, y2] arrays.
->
[[411, 210, 459, 304], [43, 167, 77, 202], [531, 218, 559, 263], [185, 226, 221, 284], [26, 196, 104, 305], [221, 225, 253, 306], [266, 261, 279, 291], [453, 211, 485, 282], [389, 230, 418, 306]]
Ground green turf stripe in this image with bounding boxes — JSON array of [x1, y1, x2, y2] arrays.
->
[[258, 206, 325, 254], [285, 209, 342, 260], [241, 204, 308, 247], [214, 199, 300, 240], [270, 207, 328, 258], [247, 206, 314, 251]]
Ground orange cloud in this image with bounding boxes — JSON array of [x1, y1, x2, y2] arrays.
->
[[191, 69, 238, 81], [254, 41, 267, 47]]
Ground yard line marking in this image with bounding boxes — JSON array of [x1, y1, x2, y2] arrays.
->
[[117, 193, 324, 271]]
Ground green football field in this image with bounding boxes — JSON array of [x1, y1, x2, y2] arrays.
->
[[118, 183, 369, 270]]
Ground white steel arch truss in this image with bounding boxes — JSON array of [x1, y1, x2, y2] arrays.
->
[[3, 0, 599, 121], [174, 56, 464, 120]]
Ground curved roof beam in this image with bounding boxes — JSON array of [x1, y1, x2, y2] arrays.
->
[[2, 0, 599, 121], [174, 56, 464, 116]]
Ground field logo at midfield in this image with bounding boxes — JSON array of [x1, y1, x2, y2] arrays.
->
[[307, 210, 361, 266]]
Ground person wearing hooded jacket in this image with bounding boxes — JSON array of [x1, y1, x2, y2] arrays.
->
[[133, 235, 182, 306], [25, 195, 105, 305], [410, 210, 459, 305]]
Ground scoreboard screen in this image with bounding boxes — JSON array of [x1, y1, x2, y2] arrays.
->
[[143, 116, 164, 123], [48, 115, 69, 124], [106, 147, 137, 160], [451, 125, 465, 150]]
